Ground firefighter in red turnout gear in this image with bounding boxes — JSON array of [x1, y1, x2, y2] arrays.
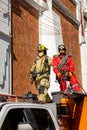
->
[[52, 44, 81, 92]]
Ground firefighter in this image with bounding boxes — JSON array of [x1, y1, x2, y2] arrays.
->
[[52, 44, 81, 92], [30, 44, 52, 103]]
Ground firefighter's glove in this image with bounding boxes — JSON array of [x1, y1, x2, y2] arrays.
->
[[57, 72, 61, 78], [68, 72, 73, 77]]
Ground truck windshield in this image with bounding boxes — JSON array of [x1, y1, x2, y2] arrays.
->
[[1, 107, 56, 130]]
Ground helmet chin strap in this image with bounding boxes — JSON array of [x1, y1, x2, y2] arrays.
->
[[38, 51, 44, 57], [60, 52, 66, 55]]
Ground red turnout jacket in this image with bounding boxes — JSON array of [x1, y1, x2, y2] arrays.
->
[[52, 54, 75, 75]]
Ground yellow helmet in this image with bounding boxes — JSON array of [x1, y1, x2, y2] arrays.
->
[[37, 44, 47, 52]]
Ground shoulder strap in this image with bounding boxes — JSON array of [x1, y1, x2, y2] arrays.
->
[[43, 55, 50, 74], [44, 55, 48, 65], [58, 54, 70, 71]]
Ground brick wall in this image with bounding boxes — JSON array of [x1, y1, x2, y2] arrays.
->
[[11, 0, 39, 96]]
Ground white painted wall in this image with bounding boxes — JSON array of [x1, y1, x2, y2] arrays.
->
[[0, 0, 11, 94], [77, 0, 87, 92], [82, 0, 87, 92], [39, 0, 63, 98]]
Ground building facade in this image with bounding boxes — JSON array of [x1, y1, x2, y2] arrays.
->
[[0, 0, 85, 96]]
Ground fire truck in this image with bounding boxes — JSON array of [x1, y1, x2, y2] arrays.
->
[[0, 91, 87, 130]]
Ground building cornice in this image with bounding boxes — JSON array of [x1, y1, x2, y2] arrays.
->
[[52, 0, 80, 29], [25, 0, 48, 12]]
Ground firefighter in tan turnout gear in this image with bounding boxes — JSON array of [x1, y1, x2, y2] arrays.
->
[[30, 44, 52, 103]]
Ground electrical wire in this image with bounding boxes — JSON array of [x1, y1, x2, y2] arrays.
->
[[0, 1, 87, 58]]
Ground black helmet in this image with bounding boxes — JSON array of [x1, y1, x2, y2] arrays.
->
[[37, 44, 47, 52], [58, 44, 66, 51]]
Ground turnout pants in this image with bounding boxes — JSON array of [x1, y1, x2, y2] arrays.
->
[[35, 78, 50, 103]]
